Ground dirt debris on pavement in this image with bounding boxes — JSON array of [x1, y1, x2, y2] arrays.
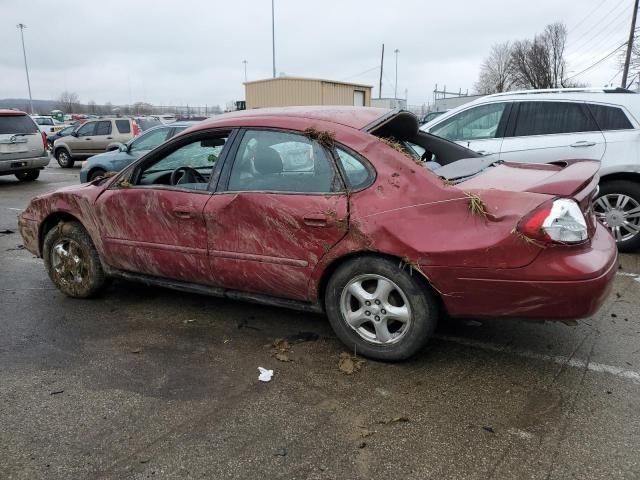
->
[[338, 352, 365, 375]]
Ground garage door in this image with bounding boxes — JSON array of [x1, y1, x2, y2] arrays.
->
[[353, 90, 365, 106]]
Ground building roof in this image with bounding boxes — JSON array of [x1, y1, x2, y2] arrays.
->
[[193, 106, 390, 131], [243, 76, 373, 89]]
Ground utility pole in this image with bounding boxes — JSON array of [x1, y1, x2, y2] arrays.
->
[[242, 60, 248, 82], [379, 44, 384, 99], [394, 49, 399, 99], [16, 24, 33, 114], [622, 0, 639, 88], [271, 0, 276, 78]]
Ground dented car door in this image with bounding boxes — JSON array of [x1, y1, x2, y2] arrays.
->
[[203, 128, 349, 301]]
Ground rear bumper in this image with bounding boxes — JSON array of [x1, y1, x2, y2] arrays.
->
[[426, 223, 618, 320], [0, 155, 50, 174]]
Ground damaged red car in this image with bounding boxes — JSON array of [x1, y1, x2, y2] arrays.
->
[[18, 107, 617, 360]]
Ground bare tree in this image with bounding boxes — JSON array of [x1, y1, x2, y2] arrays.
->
[[56, 90, 82, 113], [618, 42, 640, 88], [475, 42, 514, 94], [508, 22, 573, 90]]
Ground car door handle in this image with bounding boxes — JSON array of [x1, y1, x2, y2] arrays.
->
[[303, 214, 328, 227], [570, 141, 596, 147], [173, 208, 195, 219], [85, 138, 92, 140], [476, 150, 492, 156], [106, 136, 113, 140]]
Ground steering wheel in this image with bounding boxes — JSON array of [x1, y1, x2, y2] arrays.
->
[[170, 166, 207, 186]]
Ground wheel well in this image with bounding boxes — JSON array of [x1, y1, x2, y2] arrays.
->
[[600, 172, 640, 185], [87, 166, 106, 179], [54, 146, 69, 156], [39, 212, 82, 254], [316, 251, 438, 307]]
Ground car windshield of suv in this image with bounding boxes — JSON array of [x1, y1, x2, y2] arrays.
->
[[0, 115, 39, 134], [34, 117, 53, 126]]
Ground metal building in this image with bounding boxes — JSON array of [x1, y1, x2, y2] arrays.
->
[[244, 77, 372, 109]]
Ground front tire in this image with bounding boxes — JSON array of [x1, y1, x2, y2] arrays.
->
[[55, 149, 74, 168], [15, 169, 40, 182], [43, 221, 106, 298], [325, 256, 439, 361], [595, 180, 640, 252]]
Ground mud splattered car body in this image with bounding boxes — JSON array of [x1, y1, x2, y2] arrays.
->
[[18, 107, 618, 359]]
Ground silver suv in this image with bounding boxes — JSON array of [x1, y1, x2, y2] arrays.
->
[[0, 109, 49, 182], [422, 88, 640, 251]]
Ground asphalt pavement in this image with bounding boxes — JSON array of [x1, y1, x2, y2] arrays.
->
[[1, 162, 639, 479]]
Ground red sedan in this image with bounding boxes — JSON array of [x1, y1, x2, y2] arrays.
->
[[18, 107, 617, 360]]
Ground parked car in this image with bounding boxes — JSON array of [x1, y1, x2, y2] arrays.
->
[[46, 124, 77, 151], [79, 121, 196, 182], [134, 116, 162, 131], [31, 115, 67, 135], [53, 118, 139, 168], [422, 87, 640, 251], [0, 109, 49, 181], [18, 107, 616, 361], [153, 114, 177, 124]]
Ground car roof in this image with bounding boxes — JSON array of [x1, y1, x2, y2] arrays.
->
[[192, 106, 391, 132], [0, 109, 27, 116]]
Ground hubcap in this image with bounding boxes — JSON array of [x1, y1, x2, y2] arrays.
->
[[594, 194, 640, 242], [340, 274, 412, 345], [51, 239, 87, 286]]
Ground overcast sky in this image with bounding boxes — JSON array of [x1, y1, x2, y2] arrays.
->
[[0, 0, 632, 108]]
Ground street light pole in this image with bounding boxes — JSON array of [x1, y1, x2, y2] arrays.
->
[[271, 0, 276, 78], [243, 60, 248, 82], [16, 23, 34, 114], [394, 49, 399, 99]]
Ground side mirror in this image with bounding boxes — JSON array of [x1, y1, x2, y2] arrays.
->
[[70, 131, 78, 137], [106, 142, 125, 152], [119, 143, 129, 152]]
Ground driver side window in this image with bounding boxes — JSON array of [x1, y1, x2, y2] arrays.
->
[[429, 103, 507, 142], [136, 133, 229, 191]]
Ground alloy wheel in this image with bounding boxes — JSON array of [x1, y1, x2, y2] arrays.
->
[[594, 193, 640, 242], [51, 239, 87, 287], [340, 274, 412, 345]]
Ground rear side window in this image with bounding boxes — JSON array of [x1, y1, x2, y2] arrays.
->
[[95, 121, 112, 135], [587, 104, 633, 131], [115, 119, 131, 134], [514, 102, 597, 136], [336, 148, 373, 190], [0, 115, 39, 134], [429, 103, 507, 142]]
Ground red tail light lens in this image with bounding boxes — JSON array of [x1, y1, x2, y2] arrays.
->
[[41, 131, 47, 151], [518, 199, 588, 244], [132, 120, 140, 137]]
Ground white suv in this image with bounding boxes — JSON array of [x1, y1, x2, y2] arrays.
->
[[422, 88, 640, 251]]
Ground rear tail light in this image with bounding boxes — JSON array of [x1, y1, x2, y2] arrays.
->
[[41, 131, 47, 151], [518, 198, 588, 244], [132, 120, 140, 137]]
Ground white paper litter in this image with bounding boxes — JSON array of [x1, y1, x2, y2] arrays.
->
[[258, 367, 274, 382]]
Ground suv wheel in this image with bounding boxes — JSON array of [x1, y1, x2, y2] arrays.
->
[[55, 149, 74, 168], [595, 180, 640, 252], [325, 255, 439, 361], [15, 169, 40, 182]]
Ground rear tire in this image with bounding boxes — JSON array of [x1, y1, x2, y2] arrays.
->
[[88, 168, 106, 182], [43, 221, 106, 298], [15, 170, 40, 182], [325, 255, 439, 361], [595, 180, 640, 252], [55, 149, 74, 168]]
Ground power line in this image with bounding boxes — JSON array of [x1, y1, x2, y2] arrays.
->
[[569, 34, 629, 70], [568, 4, 631, 55], [568, 0, 629, 47], [566, 42, 627, 80], [568, 0, 609, 34], [340, 65, 380, 81]]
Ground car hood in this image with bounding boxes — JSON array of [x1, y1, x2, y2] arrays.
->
[[456, 159, 600, 200]]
